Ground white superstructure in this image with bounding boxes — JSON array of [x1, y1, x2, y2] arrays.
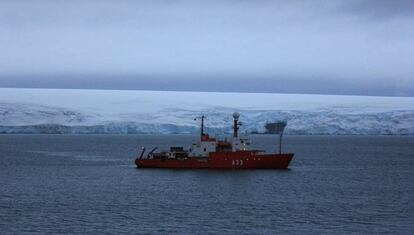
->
[[189, 137, 217, 157]]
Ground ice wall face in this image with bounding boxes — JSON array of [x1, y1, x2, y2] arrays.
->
[[0, 88, 413, 135]]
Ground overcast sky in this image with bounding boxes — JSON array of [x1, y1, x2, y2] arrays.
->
[[1, 0, 413, 96]]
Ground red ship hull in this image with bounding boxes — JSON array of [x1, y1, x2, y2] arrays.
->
[[135, 151, 294, 169]]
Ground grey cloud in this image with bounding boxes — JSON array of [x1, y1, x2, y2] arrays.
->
[[338, 0, 414, 20], [0, 0, 413, 96]]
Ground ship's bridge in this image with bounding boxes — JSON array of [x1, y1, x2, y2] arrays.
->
[[189, 134, 216, 157], [232, 137, 251, 151]]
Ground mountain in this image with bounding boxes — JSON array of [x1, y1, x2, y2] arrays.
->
[[0, 88, 413, 135]]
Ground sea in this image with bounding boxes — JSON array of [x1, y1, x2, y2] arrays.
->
[[0, 134, 413, 234]]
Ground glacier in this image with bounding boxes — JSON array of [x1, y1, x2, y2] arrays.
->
[[0, 88, 413, 135]]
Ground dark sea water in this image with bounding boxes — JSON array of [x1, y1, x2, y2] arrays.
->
[[0, 135, 413, 234]]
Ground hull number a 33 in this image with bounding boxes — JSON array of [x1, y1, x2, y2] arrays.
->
[[232, 159, 243, 166]]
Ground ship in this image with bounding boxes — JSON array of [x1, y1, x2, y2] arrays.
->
[[135, 112, 294, 169]]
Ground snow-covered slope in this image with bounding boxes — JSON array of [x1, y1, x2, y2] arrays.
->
[[0, 88, 413, 134]]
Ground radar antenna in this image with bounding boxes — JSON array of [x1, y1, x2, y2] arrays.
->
[[232, 112, 242, 138]]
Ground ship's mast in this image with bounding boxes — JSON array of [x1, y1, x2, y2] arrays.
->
[[200, 115, 205, 137], [195, 115, 207, 141], [233, 112, 241, 138]]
